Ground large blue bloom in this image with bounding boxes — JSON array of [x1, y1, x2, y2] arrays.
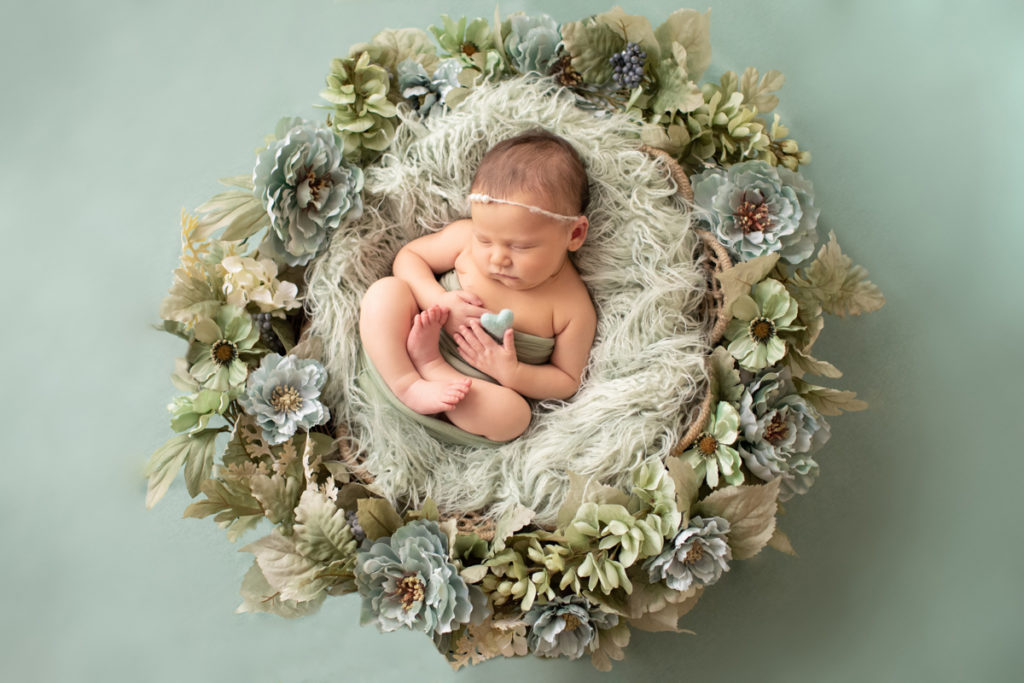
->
[[503, 13, 561, 75], [253, 117, 364, 266], [737, 367, 830, 500], [692, 160, 819, 264], [354, 520, 482, 636], [524, 595, 618, 660], [643, 515, 731, 592], [239, 353, 329, 445]]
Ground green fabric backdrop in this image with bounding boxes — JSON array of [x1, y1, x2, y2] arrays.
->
[[2, 1, 1021, 681]]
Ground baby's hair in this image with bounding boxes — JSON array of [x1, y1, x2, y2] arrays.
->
[[471, 129, 590, 215]]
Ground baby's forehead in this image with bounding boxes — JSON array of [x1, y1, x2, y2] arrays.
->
[[467, 192, 581, 223]]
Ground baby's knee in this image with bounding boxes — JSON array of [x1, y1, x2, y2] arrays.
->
[[481, 391, 532, 442], [360, 277, 416, 318]]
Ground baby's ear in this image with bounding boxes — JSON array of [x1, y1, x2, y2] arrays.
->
[[568, 216, 589, 251]]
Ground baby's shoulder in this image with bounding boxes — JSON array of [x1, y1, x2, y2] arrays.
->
[[550, 268, 596, 333]]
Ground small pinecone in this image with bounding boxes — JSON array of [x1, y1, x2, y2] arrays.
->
[[255, 312, 286, 355], [550, 54, 583, 88]]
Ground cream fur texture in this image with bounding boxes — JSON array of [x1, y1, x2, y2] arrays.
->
[[305, 78, 708, 525]]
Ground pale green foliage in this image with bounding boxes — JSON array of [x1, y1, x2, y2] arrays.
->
[[355, 497, 404, 540], [789, 232, 886, 318], [710, 346, 743, 404], [561, 17, 623, 84], [237, 561, 326, 618], [349, 27, 440, 87], [294, 490, 359, 565], [184, 463, 265, 541], [194, 189, 268, 243], [144, 429, 220, 508], [737, 67, 784, 114], [653, 8, 711, 82], [321, 52, 398, 162]]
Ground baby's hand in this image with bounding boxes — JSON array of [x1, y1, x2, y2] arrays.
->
[[454, 320, 519, 385], [437, 289, 488, 335]]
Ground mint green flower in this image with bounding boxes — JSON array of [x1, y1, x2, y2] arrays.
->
[[682, 401, 743, 489], [430, 15, 496, 63], [692, 160, 820, 264], [186, 305, 260, 391], [168, 389, 235, 433], [355, 520, 483, 636], [524, 596, 618, 660], [724, 279, 800, 371], [396, 58, 462, 117]]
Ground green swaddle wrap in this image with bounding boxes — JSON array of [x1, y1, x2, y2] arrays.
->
[[359, 270, 555, 446]]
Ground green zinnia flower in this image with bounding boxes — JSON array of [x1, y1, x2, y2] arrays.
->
[[682, 401, 743, 489], [724, 279, 800, 371], [186, 305, 260, 391], [320, 52, 398, 162]]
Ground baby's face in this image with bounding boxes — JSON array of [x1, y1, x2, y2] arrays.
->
[[468, 195, 584, 291]]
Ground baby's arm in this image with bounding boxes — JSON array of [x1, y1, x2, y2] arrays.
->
[[393, 220, 487, 330], [456, 290, 596, 400]]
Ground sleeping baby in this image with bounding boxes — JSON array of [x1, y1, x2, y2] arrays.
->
[[358, 129, 596, 442]]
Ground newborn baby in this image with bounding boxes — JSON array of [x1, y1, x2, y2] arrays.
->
[[359, 129, 596, 442]]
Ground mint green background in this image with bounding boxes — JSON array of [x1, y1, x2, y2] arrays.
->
[[3, 1, 1021, 681]]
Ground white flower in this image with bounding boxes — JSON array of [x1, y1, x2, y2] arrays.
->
[[220, 255, 300, 314]]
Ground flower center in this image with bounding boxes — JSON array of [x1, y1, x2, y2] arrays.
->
[[696, 433, 719, 456], [764, 413, 790, 445], [396, 575, 425, 611], [734, 196, 773, 234], [210, 339, 238, 366], [305, 170, 327, 204], [683, 541, 705, 565], [562, 614, 582, 632], [748, 317, 776, 343], [461, 42, 478, 57], [270, 385, 303, 413]]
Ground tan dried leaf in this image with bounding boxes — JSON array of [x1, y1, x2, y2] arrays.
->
[[793, 378, 869, 416], [768, 526, 797, 556], [791, 232, 885, 318], [356, 497, 404, 540], [696, 479, 780, 560], [786, 345, 843, 379], [715, 253, 780, 317]]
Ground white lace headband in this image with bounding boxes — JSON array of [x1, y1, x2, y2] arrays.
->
[[467, 193, 580, 222]]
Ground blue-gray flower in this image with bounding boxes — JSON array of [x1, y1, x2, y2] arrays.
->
[[396, 58, 462, 117], [643, 515, 731, 591], [253, 117, 364, 266], [354, 520, 481, 636], [503, 13, 561, 75], [524, 595, 618, 660], [238, 353, 329, 445], [692, 160, 820, 264], [737, 368, 830, 500]]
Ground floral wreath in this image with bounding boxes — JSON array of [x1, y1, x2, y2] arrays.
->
[[146, 7, 884, 671]]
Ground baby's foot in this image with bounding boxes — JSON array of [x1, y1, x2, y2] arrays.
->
[[398, 377, 472, 415], [407, 305, 449, 370]]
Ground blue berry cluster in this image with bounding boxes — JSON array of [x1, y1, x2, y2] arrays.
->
[[610, 42, 646, 90], [255, 312, 286, 355]]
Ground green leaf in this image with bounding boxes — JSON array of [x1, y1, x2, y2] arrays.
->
[[270, 317, 296, 353], [651, 58, 703, 116], [237, 560, 326, 619], [219, 174, 255, 191], [160, 267, 222, 326], [356, 497, 404, 540], [293, 490, 357, 563], [250, 473, 303, 528], [710, 346, 743, 403], [793, 378, 868, 416], [183, 473, 264, 542], [594, 6, 659, 58], [790, 232, 885, 318], [194, 190, 270, 242], [696, 479, 780, 560], [739, 67, 784, 114], [654, 8, 711, 81], [715, 253, 780, 318], [241, 533, 330, 603], [144, 430, 220, 508], [491, 504, 535, 553], [460, 564, 489, 585], [561, 19, 623, 84]]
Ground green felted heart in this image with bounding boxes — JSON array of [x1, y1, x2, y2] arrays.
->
[[481, 309, 514, 340]]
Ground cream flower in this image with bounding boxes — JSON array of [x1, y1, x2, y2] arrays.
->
[[220, 255, 300, 314]]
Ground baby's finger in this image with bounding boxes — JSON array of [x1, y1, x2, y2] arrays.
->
[[458, 326, 485, 351], [457, 290, 484, 307], [468, 319, 497, 346], [502, 328, 515, 352]]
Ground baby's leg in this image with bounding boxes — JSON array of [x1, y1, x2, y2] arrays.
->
[[408, 306, 532, 442], [359, 277, 471, 414]]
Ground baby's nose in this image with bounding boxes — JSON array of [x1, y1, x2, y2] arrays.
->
[[490, 248, 512, 265]]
